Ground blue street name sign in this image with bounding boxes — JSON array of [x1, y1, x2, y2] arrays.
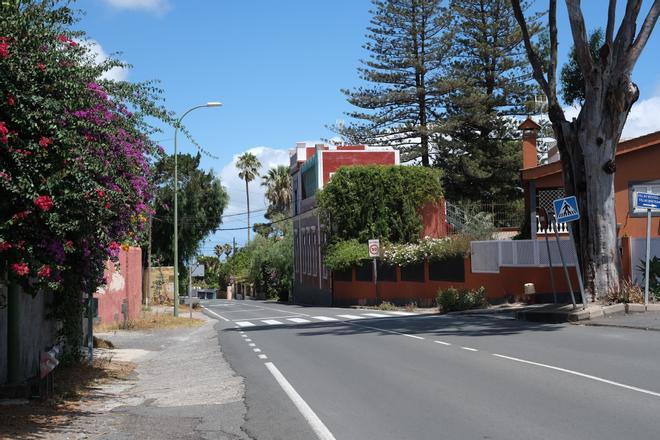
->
[[635, 192, 660, 211], [553, 196, 580, 224]]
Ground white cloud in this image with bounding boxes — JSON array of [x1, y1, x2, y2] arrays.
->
[[81, 39, 129, 82], [218, 147, 290, 216], [102, 0, 170, 14], [561, 94, 660, 140]]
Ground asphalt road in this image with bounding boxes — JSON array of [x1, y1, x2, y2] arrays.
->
[[204, 299, 660, 440]]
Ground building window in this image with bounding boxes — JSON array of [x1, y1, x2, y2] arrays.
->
[[630, 181, 660, 216]]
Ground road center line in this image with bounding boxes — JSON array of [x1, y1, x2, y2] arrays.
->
[[264, 362, 337, 440], [346, 321, 424, 340], [461, 346, 478, 352], [201, 306, 230, 322], [434, 340, 451, 346], [492, 353, 660, 398]]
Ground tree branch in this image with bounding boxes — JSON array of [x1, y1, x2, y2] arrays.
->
[[565, 0, 595, 81], [614, 0, 643, 64], [606, 0, 617, 45], [626, 0, 660, 72], [548, 0, 558, 100], [510, 0, 550, 97]]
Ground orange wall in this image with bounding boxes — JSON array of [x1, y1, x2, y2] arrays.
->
[[95, 247, 142, 323], [333, 258, 580, 305]]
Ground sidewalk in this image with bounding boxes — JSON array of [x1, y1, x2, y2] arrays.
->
[[3, 312, 251, 440], [584, 311, 660, 331]]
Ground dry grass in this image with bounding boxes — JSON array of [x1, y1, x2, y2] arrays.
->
[[0, 357, 135, 440], [94, 310, 203, 332]]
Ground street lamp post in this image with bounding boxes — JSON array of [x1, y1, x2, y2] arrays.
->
[[173, 102, 222, 317]]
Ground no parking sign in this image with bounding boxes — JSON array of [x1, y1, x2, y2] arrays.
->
[[368, 239, 380, 258]]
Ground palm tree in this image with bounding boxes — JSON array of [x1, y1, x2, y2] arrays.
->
[[261, 165, 292, 218], [236, 152, 261, 242], [214, 244, 224, 259], [223, 243, 233, 259]]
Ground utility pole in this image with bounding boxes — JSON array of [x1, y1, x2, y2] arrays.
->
[[233, 237, 236, 255]]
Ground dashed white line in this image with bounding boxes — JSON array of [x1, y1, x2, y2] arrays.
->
[[241, 335, 247, 338], [461, 346, 478, 352], [312, 316, 338, 322], [262, 319, 284, 325], [253, 348, 262, 353], [287, 318, 311, 324], [201, 306, 230, 322], [258, 354, 268, 360], [236, 321, 256, 327], [492, 353, 660, 398], [434, 340, 451, 346], [245, 339, 252, 342], [337, 314, 365, 320], [385, 311, 416, 316], [362, 313, 391, 318], [264, 362, 337, 440], [248, 343, 256, 347]]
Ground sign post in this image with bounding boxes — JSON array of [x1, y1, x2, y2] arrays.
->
[[537, 207, 557, 303], [634, 192, 660, 306], [368, 239, 380, 304], [553, 196, 588, 309]]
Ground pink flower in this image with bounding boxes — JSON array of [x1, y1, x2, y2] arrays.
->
[[11, 262, 29, 277], [0, 121, 8, 143], [34, 195, 54, 212], [7, 94, 15, 106], [104, 202, 111, 209], [37, 63, 46, 71], [38, 136, 52, 149], [0, 41, 9, 58], [37, 265, 52, 278], [12, 211, 31, 220], [0, 241, 12, 252], [96, 188, 105, 198]]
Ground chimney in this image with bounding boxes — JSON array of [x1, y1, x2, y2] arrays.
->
[[518, 116, 541, 169]]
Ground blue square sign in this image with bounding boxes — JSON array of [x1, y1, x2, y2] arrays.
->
[[553, 196, 580, 224], [635, 192, 660, 211]]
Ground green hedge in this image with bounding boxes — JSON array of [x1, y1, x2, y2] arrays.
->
[[437, 287, 488, 313]]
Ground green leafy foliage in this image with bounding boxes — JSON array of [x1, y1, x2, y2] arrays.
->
[[437, 286, 488, 313], [323, 240, 368, 271], [317, 165, 443, 244], [382, 235, 471, 266], [560, 28, 603, 106], [636, 257, 660, 301]]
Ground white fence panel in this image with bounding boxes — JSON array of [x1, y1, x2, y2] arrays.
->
[[471, 239, 577, 273], [631, 238, 660, 284]]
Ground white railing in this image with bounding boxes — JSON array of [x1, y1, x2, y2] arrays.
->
[[536, 215, 568, 235], [631, 237, 660, 284], [471, 239, 577, 273]]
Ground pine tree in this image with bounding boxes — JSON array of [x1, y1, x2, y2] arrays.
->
[[337, 0, 453, 166], [434, 0, 542, 201]]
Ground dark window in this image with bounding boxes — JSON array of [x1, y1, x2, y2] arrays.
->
[[377, 262, 397, 282], [429, 257, 465, 282], [333, 269, 352, 282], [355, 261, 373, 282], [400, 263, 425, 282]]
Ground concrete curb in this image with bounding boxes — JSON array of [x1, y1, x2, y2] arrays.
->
[[580, 322, 660, 332]]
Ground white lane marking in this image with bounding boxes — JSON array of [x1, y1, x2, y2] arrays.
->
[[245, 339, 252, 342], [461, 346, 478, 352], [362, 313, 391, 318], [492, 353, 660, 398], [253, 348, 262, 353], [241, 335, 247, 338], [337, 314, 365, 320], [236, 321, 256, 327], [345, 322, 424, 340], [287, 318, 311, 324], [258, 354, 268, 359], [264, 362, 337, 440], [248, 343, 256, 347], [262, 320, 284, 325], [312, 316, 338, 321], [235, 315, 307, 321], [202, 306, 230, 322], [434, 340, 451, 346], [385, 311, 416, 316]]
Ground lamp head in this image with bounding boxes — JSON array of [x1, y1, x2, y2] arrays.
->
[[206, 102, 223, 107]]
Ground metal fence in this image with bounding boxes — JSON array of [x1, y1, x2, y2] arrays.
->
[[446, 200, 525, 231], [471, 239, 578, 273]]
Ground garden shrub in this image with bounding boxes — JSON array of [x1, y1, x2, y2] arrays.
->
[[437, 286, 488, 313]]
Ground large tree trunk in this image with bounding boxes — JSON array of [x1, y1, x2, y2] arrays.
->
[[551, 79, 639, 299], [246, 179, 251, 242]]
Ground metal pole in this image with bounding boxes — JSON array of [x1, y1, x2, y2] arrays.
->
[[568, 225, 588, 309], [644, 208, 652, 306], [373, 258, 379, 304], [173, 123, 179, 317], [554, 224, 577, 309], [189, 261, 193, 319], [544, 232, 557, 303]]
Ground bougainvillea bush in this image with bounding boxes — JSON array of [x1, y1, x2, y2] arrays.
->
[[0, 1, 175, 356]]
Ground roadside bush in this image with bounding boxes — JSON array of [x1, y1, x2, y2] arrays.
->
[[437, 286, 488, 313], [378, 301, 395, 311], [606, 279, 644, 304]]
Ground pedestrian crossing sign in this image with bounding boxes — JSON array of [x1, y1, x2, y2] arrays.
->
[[553, 196, 580, 224]]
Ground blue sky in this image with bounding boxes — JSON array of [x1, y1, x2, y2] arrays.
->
[[77, 0, 660, 253]]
